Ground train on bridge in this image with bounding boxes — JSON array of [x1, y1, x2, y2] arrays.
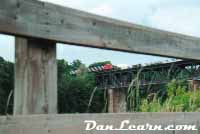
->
[[70, 60, 200, 91], [89, 60, 200, 90]]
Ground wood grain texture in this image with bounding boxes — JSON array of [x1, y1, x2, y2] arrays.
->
[[1, 0, 200, 59], [14, 37, 57, 115], [0, 113, 200, 134]]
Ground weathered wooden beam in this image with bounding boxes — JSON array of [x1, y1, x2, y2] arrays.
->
[[0, 113, 200, 134], [14, 37, 57, 115], [1, 0, 200, 59], [108, 89, 126, 113]]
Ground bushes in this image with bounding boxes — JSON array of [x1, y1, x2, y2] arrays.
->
[[0, 57, 13, 115], [139, 79, 200, 112], [58, 72, 105, 113], [140, 97, 161, 112], [1, 56, 200, 114], [0, 57, 106, 115], [57, 59, 106, 113]]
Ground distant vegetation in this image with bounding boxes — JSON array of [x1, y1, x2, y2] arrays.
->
[[0, 57, 13, 114], [128, 79, 200, 112], [0, 57, 106, 115], [0, 56, 200, 115], [57, 59, 106, 113]]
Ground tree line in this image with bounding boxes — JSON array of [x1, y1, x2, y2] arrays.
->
[[0, 57, 106, 115], [1, 56, 200, 114]]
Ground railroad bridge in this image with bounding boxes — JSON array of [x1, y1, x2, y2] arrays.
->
[[94, 60, 200, 90], [92, 60, 200, 112]]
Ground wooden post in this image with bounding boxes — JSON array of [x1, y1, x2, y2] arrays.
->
[[108, 88, 126, 113], [14, 37, 57, 115]]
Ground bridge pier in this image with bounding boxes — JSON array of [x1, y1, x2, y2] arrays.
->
[[14, 37, 57, 115], [189, 79, 200, 91], [108, 88, 127, 113]]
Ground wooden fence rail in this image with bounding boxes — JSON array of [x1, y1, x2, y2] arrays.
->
[[1, 0, 200, 60], [1, 113, 200, 134]]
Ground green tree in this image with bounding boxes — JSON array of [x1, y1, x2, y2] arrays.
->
[[71, 60, 82, 70], [57, 59, 105, 113], [0, 57, 14, 115], [0, 57, 106, 115]]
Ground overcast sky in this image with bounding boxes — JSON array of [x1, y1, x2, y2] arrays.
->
[[1, 0, 200, 66]]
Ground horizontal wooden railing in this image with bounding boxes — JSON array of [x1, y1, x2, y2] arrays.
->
[[1, 0, 200, 59], [0, 113, 200, 134]]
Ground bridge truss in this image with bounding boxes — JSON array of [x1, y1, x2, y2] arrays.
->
[[94, 60, 200, 90]]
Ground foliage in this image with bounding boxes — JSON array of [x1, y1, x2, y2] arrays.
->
[[71, 60, 82, 71], [58, 61, 105, 113], [1, 55, 200, 114], [0, 57, 13, 115], [127, 78, 141, 112], [57, 59, 106, 113], [0, 57, 105, 115], [139, 79, 200, 112]]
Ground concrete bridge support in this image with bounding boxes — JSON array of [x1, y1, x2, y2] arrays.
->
[[108, 88, 127, 113]]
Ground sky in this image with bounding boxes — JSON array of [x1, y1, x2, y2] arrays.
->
[[0, 0, 200, 66]]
